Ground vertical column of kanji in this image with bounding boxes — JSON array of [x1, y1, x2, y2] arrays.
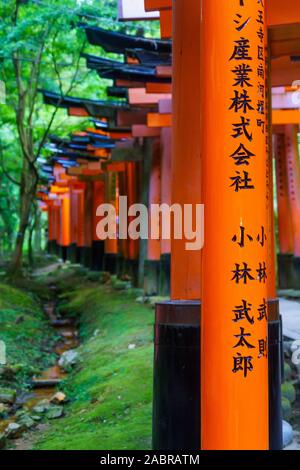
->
[[265, 43, 277, 299], [201, 0, 269, 450], [285, 125, 300, 257], [274, 134, 294, 255]]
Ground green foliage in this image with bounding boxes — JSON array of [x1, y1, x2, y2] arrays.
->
[[0, 282, 58, 386], [34, 282, 154, 450], [282, 381, 296, 404], [0, 1, 159, 262]]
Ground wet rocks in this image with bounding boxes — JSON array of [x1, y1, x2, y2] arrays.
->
[[46, 406, 64, 420], [17, 414, 36, 430], [5, 422, 26, 439], [32, 399, 51, 414], [50, 392, 67, 405], [58, 350, 79, 370], [283, 420, 294, 448]]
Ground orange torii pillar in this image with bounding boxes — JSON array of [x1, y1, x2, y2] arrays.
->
[[103, 171, 119, 274], [53, 199, 61, 257], [82, 180, 93, 269], [58, 192, 71, 262], [274, 133, 294, 288], [123, 161, 140, 285], [68, 185, 79, 263], [47, 200, 56, 255], [91, 179, 106, 271], [285, 124, 300, 288], [117, 168, 128, 276], [201, 1, 269, 450], [266, 85, 282, 450], [144, 138, 161, 295], [153, 0, 201, 451], [75, 185, 86, 264], [159, 127, 172, 296]]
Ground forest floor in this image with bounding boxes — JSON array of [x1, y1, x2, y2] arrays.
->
[[0, 260, 155, 450]]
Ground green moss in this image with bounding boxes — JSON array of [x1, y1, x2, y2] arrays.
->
[[34, 284, 154, 450], [281, 382, 296, 404], [282, 396, 292, 421], [284, 362, 293, 382]]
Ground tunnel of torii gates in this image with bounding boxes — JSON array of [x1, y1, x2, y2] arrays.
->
[[36, 0, 300, 451]]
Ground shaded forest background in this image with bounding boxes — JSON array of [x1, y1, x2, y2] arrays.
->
[[0, 0, 159, 276]]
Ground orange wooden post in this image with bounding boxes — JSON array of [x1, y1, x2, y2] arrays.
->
[[201, 1, 269, 450], [275, 134, 294, 254], [152, 0, 202, 452], [83, 181, 93, 269], [76, 185, 86, 264], [126, 161, 140, 284], [60, 192, 71, 262], [285, 125, 300, 255], [266, 45, 277, 302], [53, 199, 61, 257], [285, 124, 300, 287], [92, 179, 106, 271], [171, 0, 202, 301], [69, 186, 79, 263], [145, 138, 161, 295], [47, 201, 55, 254], [274, 133, 294, 288], [160, 127, 172, 296], [104, 171, 119, 274]]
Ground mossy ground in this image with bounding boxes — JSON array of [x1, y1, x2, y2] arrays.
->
[[34, 273, 154, 450], [0, 282, 58, 387]]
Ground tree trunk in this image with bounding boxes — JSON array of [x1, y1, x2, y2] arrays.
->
[[33, 206, 42, 254], [7, 161, 37, 278], [28, 218, 34, 270]]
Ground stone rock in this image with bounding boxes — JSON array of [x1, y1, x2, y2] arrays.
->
[[32, 399, 51, 414], [0, 388, 16, 405], [46, 406, 64, 420], [58, 350, 79, 370], [0, 433, 6, 450], [5, 422, 26, 439], [30, 415, 42, 422], [283, 420, 294, 448], [18, 414, 35, 429], [50, 392, 67, 405]]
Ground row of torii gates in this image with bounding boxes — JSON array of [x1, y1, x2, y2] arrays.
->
[[38, 0, 300, 450]]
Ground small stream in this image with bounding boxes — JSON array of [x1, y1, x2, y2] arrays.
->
[[0, 287, 79, 437]]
